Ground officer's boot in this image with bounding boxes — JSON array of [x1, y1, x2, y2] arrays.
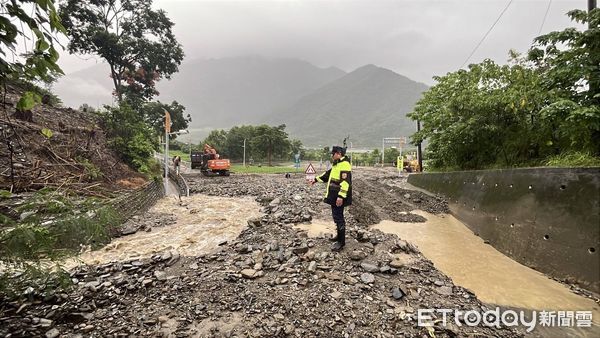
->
[[331, 225, 345, 252]]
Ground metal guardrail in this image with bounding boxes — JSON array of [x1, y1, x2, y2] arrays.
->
[[155, 154, 189, 197]]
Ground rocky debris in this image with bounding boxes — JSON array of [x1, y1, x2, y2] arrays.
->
[[0, 173, 522, 338], [392, 286, 405, 300], [360, 262, 380, 273], [360, 272, 375, 284]]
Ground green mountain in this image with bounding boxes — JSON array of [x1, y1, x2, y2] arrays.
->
[[268, 64, 428, 148]]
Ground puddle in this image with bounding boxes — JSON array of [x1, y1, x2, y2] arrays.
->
[[373, 210, 600, 325], [294, 219, 336, 238], [66, 195, 261, 268]]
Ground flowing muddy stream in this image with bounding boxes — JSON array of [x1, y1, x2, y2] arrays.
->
[[67, 194, 261, 268], [373, 210, 600, 336]]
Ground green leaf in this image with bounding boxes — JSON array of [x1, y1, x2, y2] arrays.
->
[[41, 128, 53, 139], [0, 190, 12, 198], [16, 92, 42, 111], [35, 38, 50, 51]]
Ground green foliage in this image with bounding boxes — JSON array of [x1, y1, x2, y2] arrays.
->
[[0, 0, 65, 112], [203, 129, 228, 154], [0, 0, 65, 82], [250, 125, 292, 166], [409, 10, 600, 170], [79, 158, 103, 181], [9, 78, 62, 106], [0, 261, 71, 300], [100, 104, 157, 173], [0, 190, 120, 299], [195, 125, 301, 165], [528, 9, 600, 155], [142, 101, 191, 136], [544, 151, 600, 167], [16, 91, 42, 111], [60, 0, 184, 105], [40, 127, 53, 139], [384, 147, 400, 164]]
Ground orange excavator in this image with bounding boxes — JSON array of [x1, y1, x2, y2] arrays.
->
[[191, 144, 230, 176]]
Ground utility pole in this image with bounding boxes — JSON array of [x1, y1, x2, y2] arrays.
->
[[164, 111, 170, 194], [243, 138, 247, 167], [381, 138, 385, 166], [417, 119, 423, 172], [188, 133, 192, 160], [589, 0, 599, 108]]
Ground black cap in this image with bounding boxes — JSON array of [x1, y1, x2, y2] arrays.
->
[[331, 146, 346, 155]]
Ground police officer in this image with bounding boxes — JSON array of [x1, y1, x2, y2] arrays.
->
[[310, 146, 352, 252]]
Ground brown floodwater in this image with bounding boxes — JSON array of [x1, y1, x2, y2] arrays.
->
[[66, 194, 261, 268], [294, 219, 336, 238], [373, 210, 600, 330]]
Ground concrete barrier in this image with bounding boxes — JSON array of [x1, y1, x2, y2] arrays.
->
[[408, 168, 600, 293]]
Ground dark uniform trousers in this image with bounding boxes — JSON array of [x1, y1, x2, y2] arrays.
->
[[331, 205, 345, 245]]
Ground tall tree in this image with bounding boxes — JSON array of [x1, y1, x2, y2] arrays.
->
[[225, 125, 256, 160], [141, 101, 191, 138], [250, 124, 291, 166], [203, 130, 228, 156], [528, 9, 600, 155], [59, 0, 184, 105]]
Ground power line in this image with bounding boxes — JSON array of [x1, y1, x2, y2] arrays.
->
[[460, 0, 514, 69], [538, 0, 552, 35]]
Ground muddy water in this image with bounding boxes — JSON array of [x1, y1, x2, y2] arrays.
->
[[373, 211, 600, 325], [294, 219, 336, 238], [67, 195, 261, 267]]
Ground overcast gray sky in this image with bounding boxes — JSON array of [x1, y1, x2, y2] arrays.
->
[[58, 0, 586, 85]]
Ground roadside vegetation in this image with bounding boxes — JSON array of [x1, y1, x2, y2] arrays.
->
[[0, 188, 120, 298], [409, 9, 600, 171], [0, 0, 185, 298]]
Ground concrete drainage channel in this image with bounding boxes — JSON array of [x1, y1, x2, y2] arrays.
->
[[408, 167, 600, 294]]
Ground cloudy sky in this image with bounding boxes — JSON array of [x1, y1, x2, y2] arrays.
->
[[58, 0, 586, 85]]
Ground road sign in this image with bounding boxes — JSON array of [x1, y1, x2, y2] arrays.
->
[[305, 163, 316, 181]]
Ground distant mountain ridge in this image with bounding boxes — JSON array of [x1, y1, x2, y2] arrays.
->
[[157, 56, 346, 128], [268, 64, 428, 147], [54, 57, 427, 147]]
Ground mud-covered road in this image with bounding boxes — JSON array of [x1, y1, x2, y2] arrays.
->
[[1, 170, 526, 338]]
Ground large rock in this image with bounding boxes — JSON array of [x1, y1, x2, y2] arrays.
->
[[360, 273, 375, 284], [45, 328, 60, 338], [240, 269, 258, 279], [248, 217, 262, 227], [269, 198, 281, 207], [360, 262, 379, 273], [292, 246, 309, 255]]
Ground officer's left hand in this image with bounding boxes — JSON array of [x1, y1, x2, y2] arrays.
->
[[336, 197, 343, 207]]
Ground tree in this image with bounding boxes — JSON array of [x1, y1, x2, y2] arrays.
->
[[409, 9, 600, 170], [0, 0, 65, 110], [409, 59, 552, 169], [224, 125, 257, 160], [250, 125, 291, 166], [528, 9, 600, 155], [290, 139, 304, 159], [100, 103, 156, 172], [384, 147, 400, 164], [203, 129, 228, 157], [59, 0, 184, 105], [141, 101, 191, 138]]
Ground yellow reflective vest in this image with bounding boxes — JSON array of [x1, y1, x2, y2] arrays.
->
[[316, 156, 352, 206]]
